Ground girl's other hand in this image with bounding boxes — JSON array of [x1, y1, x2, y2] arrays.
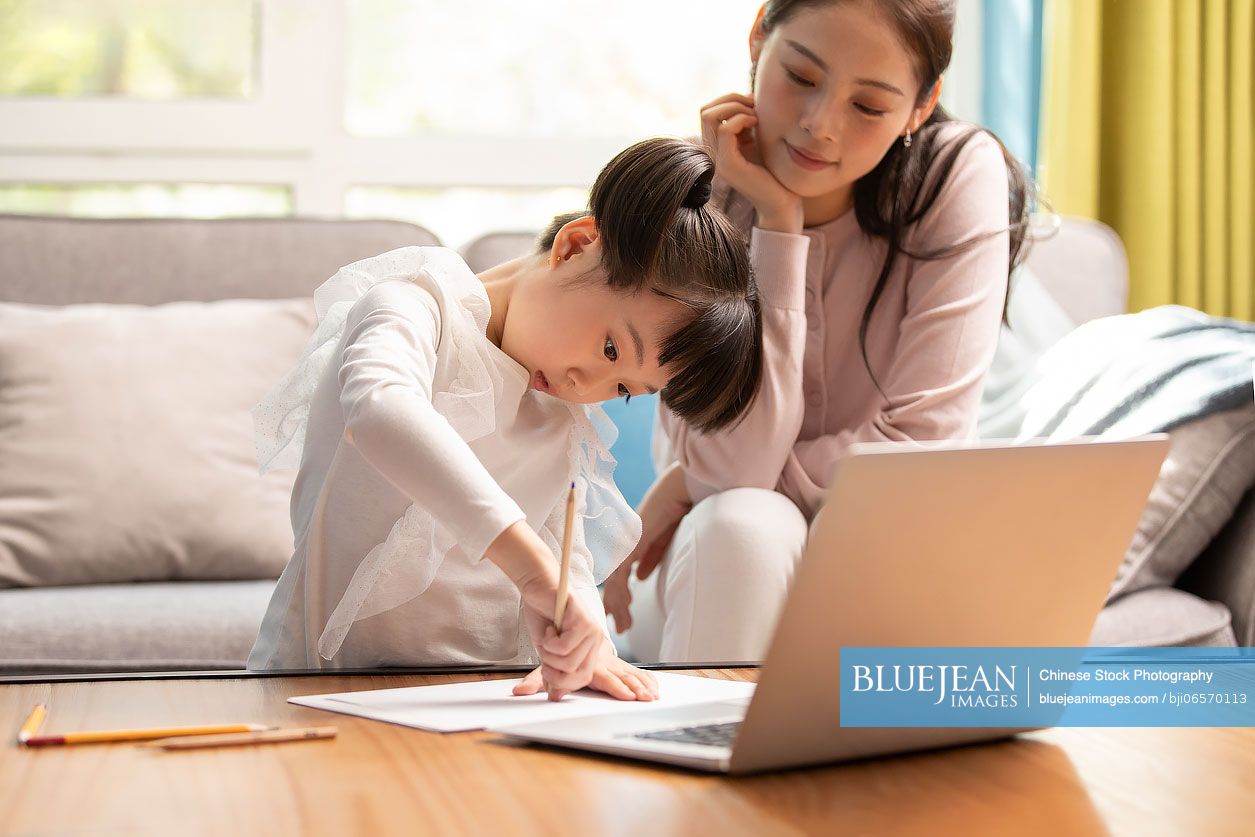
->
[[700, 92, 803, 234], [513, 640, 659, 702], [589, 648, 659, 701]]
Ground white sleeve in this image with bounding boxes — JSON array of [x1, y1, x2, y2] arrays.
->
[[338, 281, 525, 560]]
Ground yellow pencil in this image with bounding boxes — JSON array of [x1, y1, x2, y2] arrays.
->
[[554, 481, 576, 632], [143, 726, 337, 751], [16, 704, 47, 744], [23, 723, 274, 747]]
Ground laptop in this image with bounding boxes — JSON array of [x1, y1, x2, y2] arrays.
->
[[491, 437, 1169, 773]]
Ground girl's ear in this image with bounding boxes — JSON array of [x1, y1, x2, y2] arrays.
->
[[748, 3, 768, 63], [550, 215, 600, 266], [907, 77, 944, 135]]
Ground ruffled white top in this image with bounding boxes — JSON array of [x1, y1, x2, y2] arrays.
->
[[246, 246, 640, 670]]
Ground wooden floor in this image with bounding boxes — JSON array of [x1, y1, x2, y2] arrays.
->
[[3, 669, 1253, 836]]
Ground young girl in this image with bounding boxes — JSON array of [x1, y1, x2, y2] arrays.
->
[[247, 138, 762, 701], [607, 0, 1035, 662]]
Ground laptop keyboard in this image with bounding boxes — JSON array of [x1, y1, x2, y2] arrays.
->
[[630, 720, 741, 748]]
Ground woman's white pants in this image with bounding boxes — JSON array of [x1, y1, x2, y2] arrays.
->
[[621, 488, 809, 664]]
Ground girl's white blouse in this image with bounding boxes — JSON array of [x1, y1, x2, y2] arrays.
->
[[247, 246, 639, 669]]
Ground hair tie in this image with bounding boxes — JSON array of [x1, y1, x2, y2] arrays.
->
[[682, 172, 714, 209]]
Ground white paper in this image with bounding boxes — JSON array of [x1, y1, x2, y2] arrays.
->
[[289, 671, 756, 733]]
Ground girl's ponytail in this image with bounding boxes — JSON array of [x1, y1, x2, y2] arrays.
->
[[588, 138, 718, 290], [538, 138, 762, 432]]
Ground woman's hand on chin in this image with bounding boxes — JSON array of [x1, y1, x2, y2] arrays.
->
[[700, 92, 803, 234]]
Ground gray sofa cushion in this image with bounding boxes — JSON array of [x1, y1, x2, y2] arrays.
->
[[1109, 404, 1255, 600], [1090, 587, 1237, 647], [1179, 489, 1255, 645], [0, 298, 314, 587], [461, 231, 537, 273], [0, 580, 274, 672], [0, 215, 439, 305]]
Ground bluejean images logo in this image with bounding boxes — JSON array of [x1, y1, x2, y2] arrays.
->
[[840, 647, 1255, 728], [851, 662, 1020, 708]]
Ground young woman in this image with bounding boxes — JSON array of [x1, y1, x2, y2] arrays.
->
[[246, 137, 762, 702], [604, 0, 1034, 662]]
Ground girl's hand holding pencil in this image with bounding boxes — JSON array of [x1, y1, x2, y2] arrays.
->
[[519, 586, 605, 701], [484, 485, 657, 703], [519, 483, 657, 701], [484, 518, 608, 701]]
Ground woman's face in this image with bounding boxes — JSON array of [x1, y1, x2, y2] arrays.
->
[[750, 1, 928, 202], [501, 229, 684, 405]]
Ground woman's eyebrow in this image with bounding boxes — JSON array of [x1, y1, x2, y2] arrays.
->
[[785, 39, 829, 70], [784, 39, 905, 97]]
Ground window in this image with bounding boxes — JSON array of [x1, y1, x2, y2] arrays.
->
[[0, 0, 257, 98], [346, 185, 585, 252], [0, 1, 982, 246], [346, 0, 763, 139], [0, 182, 289, 217]]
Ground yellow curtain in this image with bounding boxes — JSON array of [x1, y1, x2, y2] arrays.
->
[[1039, 0, 1254, 320]]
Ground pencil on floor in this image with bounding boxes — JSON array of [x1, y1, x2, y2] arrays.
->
[[144, 726, 338, 751], [16, 704, 47, 744], [554, 481, 575, 632]]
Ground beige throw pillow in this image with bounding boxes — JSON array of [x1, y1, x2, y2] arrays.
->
[[0, 298, 316, 587], [1109, 404, 1255, 600]]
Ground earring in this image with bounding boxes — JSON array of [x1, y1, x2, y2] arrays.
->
[[903, 128, 912, 148]]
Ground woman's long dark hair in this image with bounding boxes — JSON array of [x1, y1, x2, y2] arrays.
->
[[758, 0, 1035, 393]]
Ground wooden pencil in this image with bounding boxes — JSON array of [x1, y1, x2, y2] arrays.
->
[[22, 723, 273, 747], [16, 704, 47, 744], [554, 481, 576, 632], [144, 726, 337, 751]]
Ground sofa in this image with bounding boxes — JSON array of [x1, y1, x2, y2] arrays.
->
[[0, 213, 1251, 674]]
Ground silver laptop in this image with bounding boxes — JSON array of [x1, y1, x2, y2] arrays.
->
[[492, 437, 1169, 773]]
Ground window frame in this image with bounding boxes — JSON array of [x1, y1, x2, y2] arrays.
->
[[0, 0, 983, 221]]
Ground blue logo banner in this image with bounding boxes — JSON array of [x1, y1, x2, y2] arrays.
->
[[839, 647, 1255, 727]]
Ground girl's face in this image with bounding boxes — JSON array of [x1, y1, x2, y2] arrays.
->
[[500, 225, 685, 405], [750, 1, 932, 203]]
